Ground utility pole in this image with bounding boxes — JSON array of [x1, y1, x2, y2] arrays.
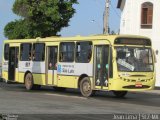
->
[[103, 0, 110, 34]]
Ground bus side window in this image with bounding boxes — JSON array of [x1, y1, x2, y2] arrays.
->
[[33, 43, 45, 61], [20, 43, 32, 61], [76, 41, 92, 63], [59, 42, 75, 62], [4, 44, 9, 61]]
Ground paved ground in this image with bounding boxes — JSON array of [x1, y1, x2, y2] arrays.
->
[[0, 81, 160, 120]]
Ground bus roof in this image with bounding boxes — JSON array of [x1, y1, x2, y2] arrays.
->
[[3, 34, 151, 45]]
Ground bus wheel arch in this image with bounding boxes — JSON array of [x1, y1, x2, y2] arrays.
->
[[78, 74, 88, 88]]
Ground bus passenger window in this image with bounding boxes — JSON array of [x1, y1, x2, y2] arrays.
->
[[33, 43, 45, 61], [76, 41, 92, 63], [20, 43, 32, 61], [59, 42, 75, 62], [4, 44, 9, 61]]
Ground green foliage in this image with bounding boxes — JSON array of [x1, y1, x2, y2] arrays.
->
[[4, 0, 78, 39]]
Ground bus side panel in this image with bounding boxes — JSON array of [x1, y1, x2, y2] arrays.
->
[[57, 76, 94, 89], [2, 43, 8, 81], [32, 61, 46, 85], [74, 63, 93, 89], [57, 63, 93, 88], [33, 73, 46, 85], [18, 61, 46, 85], [2, 71, 8, 81], [2, 61, 8, 81], [53, 70, 58, 86], [17, 73, 46, 85], [18, 72, 25, 83], [57, 75, 76, 88]]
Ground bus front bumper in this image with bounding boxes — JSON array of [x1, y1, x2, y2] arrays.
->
[[108, 79, 155, 91]]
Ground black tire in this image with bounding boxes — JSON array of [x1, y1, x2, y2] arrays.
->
[[53, 87, 66, 91], [80, 77, 93, 97], [25, 73, 34, 90], [112, 91, 128, 98]]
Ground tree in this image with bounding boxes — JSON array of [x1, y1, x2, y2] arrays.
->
[[4, 0, 78, 39]]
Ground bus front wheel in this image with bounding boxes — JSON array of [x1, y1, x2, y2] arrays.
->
[[112, 91, 128, 98], [80, 77, 93, 97]]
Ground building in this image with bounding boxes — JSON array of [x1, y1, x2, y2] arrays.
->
[[117, 0, 160, 87]]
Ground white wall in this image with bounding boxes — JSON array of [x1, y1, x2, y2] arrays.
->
[[119, 0, 160, 86]]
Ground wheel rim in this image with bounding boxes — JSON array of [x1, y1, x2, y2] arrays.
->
[[82, 81, 91, 95], [25, 74, 32, 89]]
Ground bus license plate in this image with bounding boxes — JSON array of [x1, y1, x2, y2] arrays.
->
[[135, 82, 143, 88]]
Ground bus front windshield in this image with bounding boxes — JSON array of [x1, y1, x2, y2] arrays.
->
[[116, 47, 153, 72]]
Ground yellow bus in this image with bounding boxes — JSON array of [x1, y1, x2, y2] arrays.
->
[[1, 35, 156, 97]]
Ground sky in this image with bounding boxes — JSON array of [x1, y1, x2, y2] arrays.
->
[[0, 0, 121, 61]]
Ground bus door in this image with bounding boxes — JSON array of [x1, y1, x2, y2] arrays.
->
[[8, 47, 19, 81], [46, 46, 58, 85], [94, 45, 109, 89]]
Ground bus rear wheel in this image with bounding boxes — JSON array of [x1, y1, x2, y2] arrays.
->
[[80, 77, 93, 97], [112, 91, 128, 98], [25, 73, 34, 90], [25, 73, 41, 90]]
